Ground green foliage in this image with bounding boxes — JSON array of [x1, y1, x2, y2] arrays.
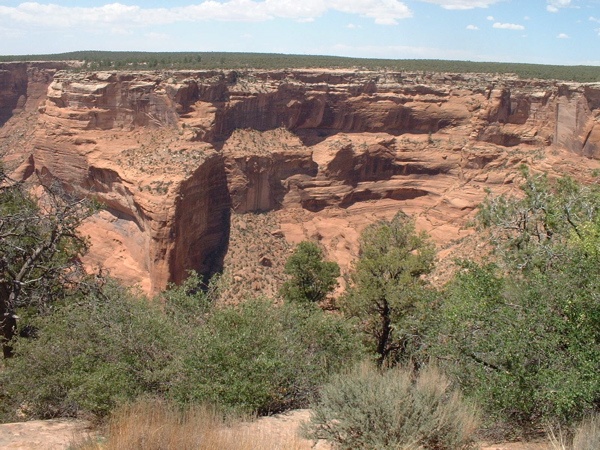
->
[[0, 274, 363, 420], [280, 241, 340, 304], [434, 172, 600, 428], [171, 299, 363, 414], [436, 260, 600, 427], [304, 363, 479, 450], [343, 212, 436, 366], [2, 51, 600, 82], [0, 282, 177, 420], [159, 270, 214, 323], [0, 168, 98, 357], [477, 169, 600, 272]]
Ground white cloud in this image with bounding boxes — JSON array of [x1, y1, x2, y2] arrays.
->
[[0, 25, 25, 39], [486, 15, 494, 20], [416, 0, 505, 9], [590, 16, 600, 23], [557, 33, 569, 38], [0, 1, 414, 27], [466, 24, 479, 30], [110, 26, 133, 36], [145, 32, 171, 40], [547, 0, 572, 12], [550, 0, 572, 6], [493, 22, 525, 30]]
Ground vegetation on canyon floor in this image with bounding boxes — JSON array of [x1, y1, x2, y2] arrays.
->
[[1, 163, 600, 448], [2, 51, 600, 82]]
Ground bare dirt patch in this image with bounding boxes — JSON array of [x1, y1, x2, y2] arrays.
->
[[0, 419, 94, 449], [0, 410, 552, 450]]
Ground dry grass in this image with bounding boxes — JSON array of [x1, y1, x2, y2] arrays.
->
[[71, 398, 307, 450], [572, 414, 600, 450], [547, 424, 569, 450], [547, 414, 600, 450]]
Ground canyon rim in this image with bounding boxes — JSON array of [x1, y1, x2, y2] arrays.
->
[[2, 61, 600, 294]]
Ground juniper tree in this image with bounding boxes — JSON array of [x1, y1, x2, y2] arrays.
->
[[280, 241, 340, 304], [343, 212, 435, 367], [0, 166, 97, 357]]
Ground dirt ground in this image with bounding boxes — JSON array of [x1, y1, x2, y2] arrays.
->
[[0, 409, 551, 449], [0, 418, 94, 449]]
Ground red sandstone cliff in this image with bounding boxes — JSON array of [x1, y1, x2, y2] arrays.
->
[[1, 65, 599, 293]]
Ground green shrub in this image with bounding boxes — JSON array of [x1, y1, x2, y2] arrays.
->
[[0, 283, 178, 420], [280, 241, 340, 304], [0, 277, 364, 420], [171, 299, 364, 414], [431, 173, 600, 429], [304, 363, 479, 449], [435, 261, 600, 427]]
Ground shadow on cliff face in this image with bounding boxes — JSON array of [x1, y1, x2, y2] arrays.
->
[[0, 64, 29, 127], [170, 154, 231, 286], [205, 81, 457, 148], [301, 188, 430, 213]]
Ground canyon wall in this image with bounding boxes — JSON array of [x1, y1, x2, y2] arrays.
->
[[1, 65, 599, 293]]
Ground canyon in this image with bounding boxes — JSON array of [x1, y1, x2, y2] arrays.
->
[[1, 62, 599, 295]]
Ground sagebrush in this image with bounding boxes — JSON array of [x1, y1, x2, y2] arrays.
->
[[304, 363, 479, 449]]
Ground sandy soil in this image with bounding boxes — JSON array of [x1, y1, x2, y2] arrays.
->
[[0, 410, 551, 449], [0, 419, 94, 449]]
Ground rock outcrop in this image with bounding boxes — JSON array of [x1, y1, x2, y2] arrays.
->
[[2, 65, 599, 293], [0, 62, 66, 126]]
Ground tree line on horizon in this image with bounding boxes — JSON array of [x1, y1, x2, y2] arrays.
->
[[1, 50, 600, 82]]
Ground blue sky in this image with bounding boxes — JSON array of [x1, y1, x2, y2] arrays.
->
[[0, 0, 598, 65]]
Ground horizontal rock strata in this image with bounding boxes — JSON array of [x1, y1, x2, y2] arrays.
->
[[1, 65, 599, 292]]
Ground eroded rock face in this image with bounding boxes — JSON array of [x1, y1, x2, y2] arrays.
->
[[169, 153, 231, 286], [0, 63, 28, 127], [0, 62, 66, 126], [2, 65, 600, 293]]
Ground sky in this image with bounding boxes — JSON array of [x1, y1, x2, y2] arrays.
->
[[0, 0, 599, 65]]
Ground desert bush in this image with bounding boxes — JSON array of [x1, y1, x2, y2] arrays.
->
[[72, 397, 306, 450], [280, 241, 340, 304], [435, 261, 600, 427], [432, 173, 600, 428], [171, 299, 364, 414], [304, 363, 479, 449], [0, 274, 364, 421], [0, 282, 179, 420]]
